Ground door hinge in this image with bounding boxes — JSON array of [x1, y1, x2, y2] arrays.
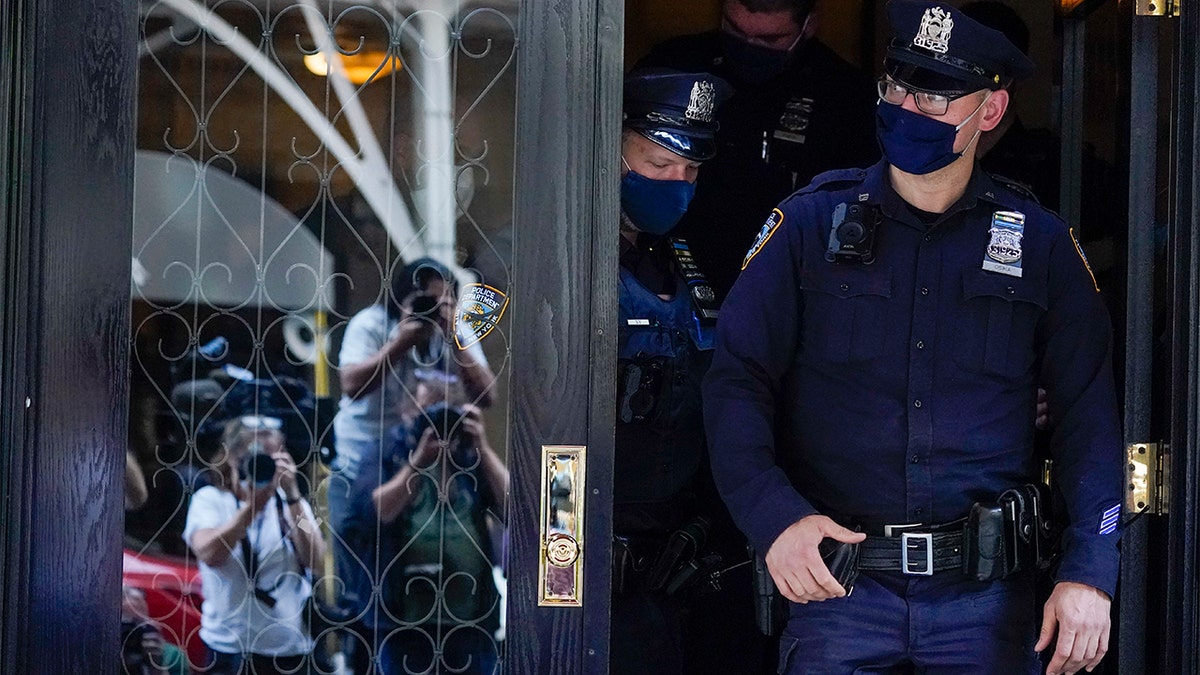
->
[[1135, 0, 1181, 16], [1126, 442, 1169, 515]]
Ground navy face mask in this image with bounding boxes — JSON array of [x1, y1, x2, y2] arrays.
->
[[719, 32, 794, 85], [620, 160, 696, 236], [875, 93, 990, 175]]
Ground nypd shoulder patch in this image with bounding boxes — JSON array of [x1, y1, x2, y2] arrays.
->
[[742, 208, 784, 270], [1070, 227, 1100, 293]]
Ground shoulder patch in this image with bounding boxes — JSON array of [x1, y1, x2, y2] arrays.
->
[[1070, 227, 1100, 293], [742, 209, 784, 270]]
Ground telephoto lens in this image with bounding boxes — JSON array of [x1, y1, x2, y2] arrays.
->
[[240, 442, 277, 488]]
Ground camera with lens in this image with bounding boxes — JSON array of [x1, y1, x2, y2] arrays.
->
[[407, 401, 467, 449], [239, 440, 278, 488], [825, 202, 880, 264], [409, 293, 441, 319], [120, 619, 155, 674]]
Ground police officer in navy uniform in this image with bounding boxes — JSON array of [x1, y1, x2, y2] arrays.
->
[[703, 3, 1121, 674], [615, 68, 769, 674], [637, 0, 880, 303]]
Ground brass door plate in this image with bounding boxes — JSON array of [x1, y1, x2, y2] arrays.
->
[[538, 445, 586, 606]]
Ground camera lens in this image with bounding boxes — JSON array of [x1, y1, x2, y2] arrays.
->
[[837, 221, 866, 245], [410, 294, 440, 318], [240, 452, 276, 488]]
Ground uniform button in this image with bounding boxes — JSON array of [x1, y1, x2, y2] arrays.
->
[[923, 235, 932, 242], [911, 454, 920, 464], [916, 340, 925, 350], [915, 508, 924, 517], [920, 287, 930, 296], [1007, 286, 1016, 295], [840, 283, 850, 292], [914, 399, 923, 408]]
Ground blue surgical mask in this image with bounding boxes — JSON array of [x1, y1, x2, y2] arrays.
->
[[620, 159, 696, 235], [874, 92, 990, 175], [718, 16, 809, 86]]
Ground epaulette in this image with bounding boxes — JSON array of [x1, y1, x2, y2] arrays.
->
[[988, 173, 1042, 205], [794, 167, 869, 197]]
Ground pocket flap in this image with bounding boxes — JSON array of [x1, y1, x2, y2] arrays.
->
[[801, 267, 893, 300], [962, 271, 1046, 309]]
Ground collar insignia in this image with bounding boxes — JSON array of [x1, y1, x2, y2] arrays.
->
[[914, 7, 954, 54], [685, 80, 716, 123], [982, 211, 1025, 277], [454, 283, 510, 349]]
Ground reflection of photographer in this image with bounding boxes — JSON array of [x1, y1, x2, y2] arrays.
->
[[183, 416, 327, 675], [329, 258, 498, 673], [343, 380, 508, 675]]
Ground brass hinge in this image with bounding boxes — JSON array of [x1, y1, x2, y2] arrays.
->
[[1136, 0, 1182, 16], [1126, 442, 1169, 515]]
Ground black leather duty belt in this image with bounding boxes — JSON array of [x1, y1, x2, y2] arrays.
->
[[857, 521, 966, 576]]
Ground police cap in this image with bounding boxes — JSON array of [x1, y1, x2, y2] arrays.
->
[[623, 67, 732, 162], [884, 1, 1035, 94]]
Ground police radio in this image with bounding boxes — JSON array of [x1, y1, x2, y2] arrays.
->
[[825, 202, 880, 264]]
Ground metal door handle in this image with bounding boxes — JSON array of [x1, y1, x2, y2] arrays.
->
[[538, 445, 586, 606]]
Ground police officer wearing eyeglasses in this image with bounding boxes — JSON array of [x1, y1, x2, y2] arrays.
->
[[637, 0, 880, 304], [703, 3, 1122, 674]]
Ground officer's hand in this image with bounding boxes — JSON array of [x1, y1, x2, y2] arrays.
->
[[765, 515, 866, 604], [1036, 581, 1111, 674]]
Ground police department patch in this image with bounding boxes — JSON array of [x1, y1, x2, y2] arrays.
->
[[454, 283, 509, 349], [742, 209, 784, 270], [1070, 227, 1100, 293], [1098, 503, 1120, 535]]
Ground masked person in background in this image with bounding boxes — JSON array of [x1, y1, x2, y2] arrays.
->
[[329, 257, 497, 669], [613, 68, 766, 675], [637, 0, 879, 303], [703, 3, 1122, 674], [184, 416, 326, 675]]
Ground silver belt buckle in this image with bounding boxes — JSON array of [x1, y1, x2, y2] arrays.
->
[[901, 532, 934, 576]]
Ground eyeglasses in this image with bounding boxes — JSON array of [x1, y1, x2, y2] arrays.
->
[[877, 78, 972, 117], [241, 415, 283, 431]]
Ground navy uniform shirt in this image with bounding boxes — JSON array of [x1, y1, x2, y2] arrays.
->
[[638, 35, 880, 302], [703, 161, 1123, 596]]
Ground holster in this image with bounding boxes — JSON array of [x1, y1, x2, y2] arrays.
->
[[964, 483, 1053, 582], [749, 545, 789, 637]]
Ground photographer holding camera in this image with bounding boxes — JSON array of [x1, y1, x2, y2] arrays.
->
[[183, 415, 326, 675], [342, 378, 507, 675], [329, 257, 497, 672]]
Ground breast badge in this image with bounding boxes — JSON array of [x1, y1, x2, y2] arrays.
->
[[454, 283, 509, 349], [742, 208, 784, 270], [982, 210, 1025, 278]]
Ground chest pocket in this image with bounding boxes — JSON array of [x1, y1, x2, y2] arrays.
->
[[954, 272, 1047, 378], [800, 266, 893, 364]]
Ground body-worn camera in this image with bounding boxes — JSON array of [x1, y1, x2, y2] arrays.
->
[[826, 202, 880, 264], [617, 359, 666, 424]]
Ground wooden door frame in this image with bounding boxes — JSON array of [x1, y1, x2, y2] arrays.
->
[[506, 0, 623, 672], [0, 0, 138, 671]]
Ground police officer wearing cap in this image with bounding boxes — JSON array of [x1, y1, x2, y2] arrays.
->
[[703, 2, 1121, 674], [638, 0, 880, 303], [615, 68, 768, 674]]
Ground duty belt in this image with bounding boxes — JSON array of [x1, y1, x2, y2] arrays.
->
[[856, 519, 966, 576]]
